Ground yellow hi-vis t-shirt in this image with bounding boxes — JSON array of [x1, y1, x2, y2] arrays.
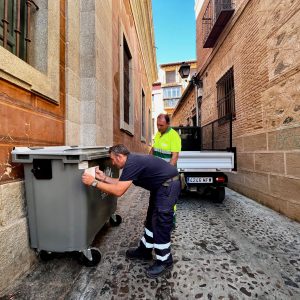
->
[[153, 128, 181, 162]]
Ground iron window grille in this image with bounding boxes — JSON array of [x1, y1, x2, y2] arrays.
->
[[0, 0, 39, 62], [141, 89, 146, 140], [123, 36, 132, 125], [217, 67, 235, 122]]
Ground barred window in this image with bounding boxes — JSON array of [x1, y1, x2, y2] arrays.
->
[[123, 37, 131, 125], [0, 0, 38, 62], [217, 67, 235, 120], [120, 28, 134, 135], [141, 89, 146, 140]]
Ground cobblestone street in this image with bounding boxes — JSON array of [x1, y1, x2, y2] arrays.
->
[[1, 186, 300, 300]]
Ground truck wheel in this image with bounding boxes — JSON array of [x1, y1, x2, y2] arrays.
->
[[79, 248, 102, 267], [212, 187, 225, 203], [110, 214, 122, 227]]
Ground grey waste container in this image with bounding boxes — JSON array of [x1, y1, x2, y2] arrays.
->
[[11, 146, 121, 266]]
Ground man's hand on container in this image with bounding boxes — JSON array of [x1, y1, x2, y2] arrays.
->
[[95, 167, 106, 182], [82, 168, 132, 197], [82, 171, 94, 186]]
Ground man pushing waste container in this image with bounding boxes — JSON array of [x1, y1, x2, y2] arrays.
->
[[81, 144, 181, 278]]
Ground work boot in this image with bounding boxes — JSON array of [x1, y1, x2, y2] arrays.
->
[[146, 259, 173, 278], [126, 247, 153, 261]]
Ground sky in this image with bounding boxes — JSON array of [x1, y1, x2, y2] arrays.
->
[[152, 0, 196, 66]]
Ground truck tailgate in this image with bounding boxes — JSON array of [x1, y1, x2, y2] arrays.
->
[[177, 151, 234, 172]]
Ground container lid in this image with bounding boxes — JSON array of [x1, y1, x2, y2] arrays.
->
[[11, 146, 111, 163]]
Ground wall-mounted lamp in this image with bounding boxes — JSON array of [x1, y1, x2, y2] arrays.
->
[[178, 62, 190, 79], [178, 62, 202, 127]]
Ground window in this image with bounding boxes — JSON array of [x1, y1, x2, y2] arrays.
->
[[0, 0, 38, 61], [123, 38, 131, 124], [163, 86, 181, 108], [165, 70, 176, 84], [0, 1, 60, 102], [163, 86, 181, 99], [217, 67, 235, 120], [120, 30, 134, 135], [141, 89, 146, 141]]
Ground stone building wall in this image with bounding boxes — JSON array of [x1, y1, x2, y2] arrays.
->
[[0, 0, 66, 292], [66, 0, 156, 150], [112, 0, 156, 152], [177, 0, 300, 221], [0, 0, 156, 293]]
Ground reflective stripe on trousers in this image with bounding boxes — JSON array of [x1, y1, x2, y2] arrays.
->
[[141, 228, 153, 248]]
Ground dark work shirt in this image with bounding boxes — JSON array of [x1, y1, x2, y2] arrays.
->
[[119, 153, 178, 191]]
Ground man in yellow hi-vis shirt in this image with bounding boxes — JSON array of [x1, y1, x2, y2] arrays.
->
[[150, 114, 181, 226]]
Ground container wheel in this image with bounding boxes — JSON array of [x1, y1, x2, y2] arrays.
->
[[39, 250, 54, 262], [110, 214, 122, 227], [79, 248, 101, 267], [212, 187, 225, 203]]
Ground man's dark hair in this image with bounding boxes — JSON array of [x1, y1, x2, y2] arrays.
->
[[109, 144, 130, 156], [157, 113, 170, 124]]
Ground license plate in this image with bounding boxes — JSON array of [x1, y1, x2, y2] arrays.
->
[[187, 177, 213, 183]]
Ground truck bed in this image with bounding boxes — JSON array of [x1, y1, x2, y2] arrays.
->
[[177, 151, 234, 172]]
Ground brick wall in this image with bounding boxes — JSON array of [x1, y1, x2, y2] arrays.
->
[[196, 0, 212, 72], [172, 86, 195, 126], [176, 0, 300, 221]]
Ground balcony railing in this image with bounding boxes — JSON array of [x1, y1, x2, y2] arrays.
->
[[202, 0, 235, 48], [163, 98, 179, 108]]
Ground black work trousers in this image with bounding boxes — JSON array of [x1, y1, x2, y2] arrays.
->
[[139, 180, 181, 263]]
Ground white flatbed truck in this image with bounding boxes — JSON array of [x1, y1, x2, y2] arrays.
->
[[173, 119, 236, 203]]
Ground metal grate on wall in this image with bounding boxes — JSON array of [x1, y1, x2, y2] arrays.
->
[[0, 0, 39, 62], [217, 67, 235, 121]]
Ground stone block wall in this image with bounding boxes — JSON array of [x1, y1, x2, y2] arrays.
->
[[0, 1, 66, 293], [0, 182, 36, 292], [0, 0, 157, 293], [176, 0, 300, 221], [65, 0, 81, 146], [230, 125, 300, 222], [228, 0, 300, 221]]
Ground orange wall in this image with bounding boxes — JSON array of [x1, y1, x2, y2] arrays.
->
[[0, 0, 66, 183]]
